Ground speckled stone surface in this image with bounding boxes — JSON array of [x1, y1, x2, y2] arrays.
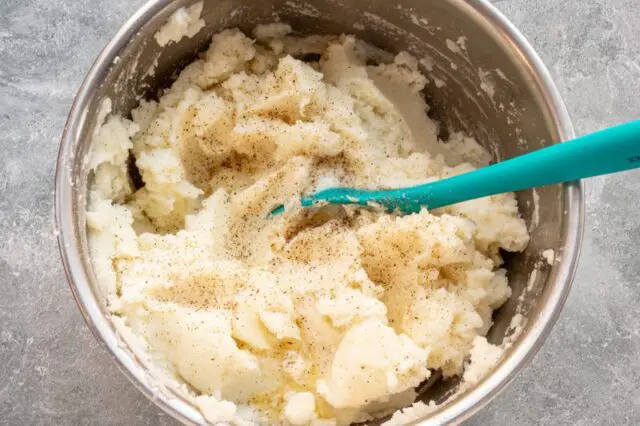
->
[[1, 0, 639, 424]]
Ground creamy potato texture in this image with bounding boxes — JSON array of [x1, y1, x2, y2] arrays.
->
[[87, 23, 529, 425]]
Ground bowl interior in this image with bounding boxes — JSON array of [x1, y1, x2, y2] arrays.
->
[[60, 0, 578, 423]]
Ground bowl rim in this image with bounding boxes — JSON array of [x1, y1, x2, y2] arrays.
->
[[54, 0, 584, 424]]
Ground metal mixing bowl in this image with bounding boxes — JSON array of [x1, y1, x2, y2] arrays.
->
[[55, 0, 584, 424]]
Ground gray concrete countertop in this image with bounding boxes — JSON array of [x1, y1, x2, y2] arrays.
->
[[1, 0, 639, 424]]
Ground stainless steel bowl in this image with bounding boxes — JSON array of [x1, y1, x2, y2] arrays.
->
[[55, 0, 584, 424]]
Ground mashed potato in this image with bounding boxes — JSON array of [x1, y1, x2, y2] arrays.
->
[[87, 24, 529, 425]]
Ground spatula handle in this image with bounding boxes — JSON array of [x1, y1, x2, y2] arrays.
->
[[402, 120, 640, 210]]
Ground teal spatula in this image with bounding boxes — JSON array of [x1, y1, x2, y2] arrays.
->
[[272, 121, 640, 215]]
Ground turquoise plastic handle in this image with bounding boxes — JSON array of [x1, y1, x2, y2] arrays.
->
[[282, 120, 640, 214]]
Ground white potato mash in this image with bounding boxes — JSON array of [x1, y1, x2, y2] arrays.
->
[[86, 23, 529, 425]]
